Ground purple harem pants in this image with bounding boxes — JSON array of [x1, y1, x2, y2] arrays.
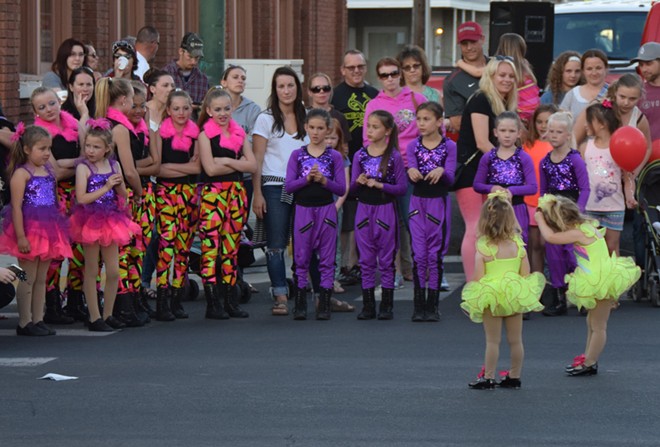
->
[[513, 202, 529, 245], [292, 203, 338, 290], [409, 195, 451, 290], [355, 202, 398, 289], [545, 243, 577, 288]]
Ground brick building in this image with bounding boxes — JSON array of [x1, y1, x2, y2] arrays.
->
[[3, 0, 347, 123]]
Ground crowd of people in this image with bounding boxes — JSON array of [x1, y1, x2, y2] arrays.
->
[[1, 20, 659, 388]]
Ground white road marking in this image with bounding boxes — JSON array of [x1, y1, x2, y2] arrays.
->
[[0, 329, 116, 337], [0, 357, 56, 367]]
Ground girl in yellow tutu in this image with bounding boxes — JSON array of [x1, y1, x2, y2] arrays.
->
[[461, 191, 545, 389], [535, 194, 641, 376]]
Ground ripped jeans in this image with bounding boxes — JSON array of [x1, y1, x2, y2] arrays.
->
[[262, 185, 293, 297]]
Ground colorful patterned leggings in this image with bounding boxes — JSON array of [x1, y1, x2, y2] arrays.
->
[[46, 180, 84, 292], [198, 181, 247, 286], [156, 182, 198, 289], [117, 183, 155, 294]]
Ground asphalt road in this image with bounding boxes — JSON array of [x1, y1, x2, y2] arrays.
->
[[1, 257, 659, 446]]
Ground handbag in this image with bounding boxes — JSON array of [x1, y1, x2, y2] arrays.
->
[[453, 150, 480, 188]]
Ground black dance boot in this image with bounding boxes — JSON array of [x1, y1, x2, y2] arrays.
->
[[357, 288, 376, 320], [156, 287, 175, 321], [138, 288, 156, 319], [64, 288, 89, 322], [44, 289, 74, 325], [113, 292, 145, 327], [170, 287, 189, 319], [223, 283, 249, 318], [293, 286, 307, 320], [378, 288, 394, 320], [204, 283, 229, 320], [411, 288, 425, 322], [543, 287, 568, 316], [316, 287, 332, 320], [132, 292, 150, 324], [425, 289, 441, 322]]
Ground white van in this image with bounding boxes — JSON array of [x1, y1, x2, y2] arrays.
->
[[554, 0, 652, 70]]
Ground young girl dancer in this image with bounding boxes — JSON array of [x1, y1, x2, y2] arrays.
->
[[31, 87, 84, 325], [523, 104, 557, 280], [70, 119, 140, 331], [197, 88, 255, 320], [351, 110, 406, 320], [461, 191, 545, 389], [285, 109, 346, 320], [0, 125, 73, 336], [406, 102, 456, 322], [536, 195, 640, 375], [473, 111, 537, 244], [539, 112, 590, 316], [154, 90, 200, 321], [580, 103, 635, 255]]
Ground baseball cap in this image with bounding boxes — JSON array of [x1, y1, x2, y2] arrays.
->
[[457, 21, 483, 43], [632, 42, 660, 63], [181, 32, 204, 58]]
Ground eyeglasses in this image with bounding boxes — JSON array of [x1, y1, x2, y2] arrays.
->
[[88, 53, 98, 59], [494, 55, 514, 62], [310, 85, 332, 94], [343, 64, 366, 72], [114, 53, 133, 59], [378, 70, 400, 80], [402, 63, 422, 72]]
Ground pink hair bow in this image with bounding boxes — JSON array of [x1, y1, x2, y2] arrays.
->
[[602, 99, 613, 109], [86, 118, 112, 131], [11, 122, 25, 143]]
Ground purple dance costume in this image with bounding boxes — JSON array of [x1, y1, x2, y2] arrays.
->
[[285, 146, 346, 290], [473, 147, 537, 243], [350, 148, 406, 289], [539, 149, 590, 288], [406, 136, 457, 289], [0, 165, 72, 261], [69, 160, 140, 247]]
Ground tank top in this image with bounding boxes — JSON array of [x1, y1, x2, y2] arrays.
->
[[584, 139, 624, 212]]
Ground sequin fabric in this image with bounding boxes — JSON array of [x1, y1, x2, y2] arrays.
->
[[486, 148, 525, 186], [296, 147, 335, 179], [23, 173, 57, 208], [356, 148, 396, 184], [87, 172, 117, 207], [541, 149, 580, 193], [412, 138, 449, 176]]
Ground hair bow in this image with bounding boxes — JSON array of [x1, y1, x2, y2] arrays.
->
[[86, 118, 112, 131], [486, 189, 510, 201], [537, 194, 557, 211], [602, 99, 613, 109], [10, 122, 25, 143]]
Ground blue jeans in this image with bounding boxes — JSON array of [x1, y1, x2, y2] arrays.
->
[[263, 185, 293, 297]]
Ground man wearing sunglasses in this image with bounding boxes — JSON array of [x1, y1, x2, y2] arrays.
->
[[443, 21, 488, 134], [162, 32, 209, 118]]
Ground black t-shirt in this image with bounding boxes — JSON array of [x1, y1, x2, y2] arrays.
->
[[331, 81, 379, 159], [455, 91, 497, 190]]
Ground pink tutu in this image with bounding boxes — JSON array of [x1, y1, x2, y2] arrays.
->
[[69, 204, 140, 247], [0, 207, 72, 261]]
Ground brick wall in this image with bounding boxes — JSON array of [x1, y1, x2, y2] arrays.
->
[[0, 0, 20, 120], [145, 0, 178, 71]]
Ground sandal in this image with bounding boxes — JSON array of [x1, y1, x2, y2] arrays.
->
[[271, 302, 289, 316], [333, 280, 345, 294], [141, 287, 157, 300], [331, 298, 355, 312]]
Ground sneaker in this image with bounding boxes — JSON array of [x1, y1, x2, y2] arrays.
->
[[440, 277, 450, 291], [394, 274, 405, 290]]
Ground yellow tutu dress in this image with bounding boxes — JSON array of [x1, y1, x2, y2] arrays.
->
[[565, 223, 641, 310], [461, 235, 545, 323]]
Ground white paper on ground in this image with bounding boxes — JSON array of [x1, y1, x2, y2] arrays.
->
[[38, 373, 78, 381]]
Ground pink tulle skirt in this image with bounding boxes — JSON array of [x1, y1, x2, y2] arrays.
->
[[69, 204, 140, 247], [0, 206, 73, 261]]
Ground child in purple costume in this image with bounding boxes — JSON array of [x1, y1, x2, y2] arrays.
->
[[406, 102, 456, 322], [351, 110, 406, 320], [286, 109, 346, 320], [474, 111, 537, 244], [539, 111, 590, 316]]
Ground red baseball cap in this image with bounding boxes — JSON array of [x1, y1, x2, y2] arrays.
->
[[457, 22, 484, 42]]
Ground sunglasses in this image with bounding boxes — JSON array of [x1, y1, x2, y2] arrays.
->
[[494, 55, 514, 62], [343, 64, 366, 72], [114, 53, 133, 59], [378, 70, 400, 80], [310, 85, 331, 94], [402, 63, 422, 72]]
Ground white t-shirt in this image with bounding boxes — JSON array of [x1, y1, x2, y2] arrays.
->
[[252, 111, 308, 186], [560, 84, 608, 122], [135, 51, 150, 82]]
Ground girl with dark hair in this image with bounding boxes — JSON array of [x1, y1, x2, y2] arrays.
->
[[540, 51, 582, 106], [106, 40, 141, 81], [351, 110, 406, 320], [397, 45, 440, 102], [62, 67, 96, 122], [252, 66, 309, 316], [42, 38, 88, 91], [560, 49, 609, 120], [145, 70, 176, 131]]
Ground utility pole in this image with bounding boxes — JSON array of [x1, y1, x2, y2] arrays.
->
[[412, 0, 425, 48]]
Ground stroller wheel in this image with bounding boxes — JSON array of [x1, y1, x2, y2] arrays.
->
[[651, 280, 660, 307], [630, 279, 644, 302]]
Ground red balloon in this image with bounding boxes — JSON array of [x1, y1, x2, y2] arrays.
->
[[649, 139, 660, 163], [610, 126, 647, 172]]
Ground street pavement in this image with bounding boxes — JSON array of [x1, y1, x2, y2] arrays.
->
[[1, 251, 660, 446]]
